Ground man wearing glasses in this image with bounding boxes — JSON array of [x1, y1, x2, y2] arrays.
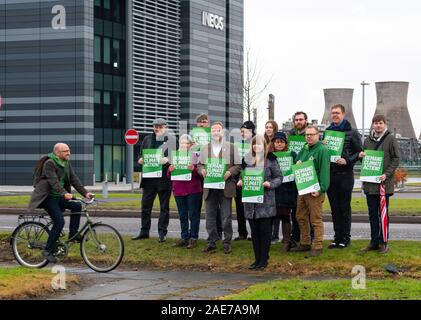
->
[[290, 126, 330, 257], [29, 143, 94, 263]]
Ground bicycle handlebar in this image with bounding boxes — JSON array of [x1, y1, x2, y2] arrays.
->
[[69, 195, 96, 205]]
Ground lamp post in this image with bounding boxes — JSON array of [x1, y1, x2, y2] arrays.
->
[[360, 81, 370, 140]]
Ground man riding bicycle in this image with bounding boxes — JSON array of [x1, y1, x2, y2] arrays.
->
[[28, 143, 94, 263]]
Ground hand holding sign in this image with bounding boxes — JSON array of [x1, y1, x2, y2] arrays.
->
[[263, 181, 271, 189]]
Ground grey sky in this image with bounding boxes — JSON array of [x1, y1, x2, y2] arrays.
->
[[244, 0, 421, 136]]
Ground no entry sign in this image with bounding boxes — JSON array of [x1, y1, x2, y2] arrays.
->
[[125, 129, 139, 145]]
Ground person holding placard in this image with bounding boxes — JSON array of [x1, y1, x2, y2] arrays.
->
[[233, 120, 256, 241], [324, 104, 362, 249], [192, 114, 223, 241], [133, 118, 177, 243], [168, 134, 203, 249], [237, 135, 282, 270], [271, 131, 298, 252], [290, 126, 330, 257], [198, 121, 241, 254], [288, 111, 311, 246], [359, 115, 400, 254]]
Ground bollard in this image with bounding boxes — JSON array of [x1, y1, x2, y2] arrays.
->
[[105, 173, 108, 182], [102, 180, 109, 199], [122, 176, 126, 185], [93, 174, 95, 186], [116, 173, 120, 185]]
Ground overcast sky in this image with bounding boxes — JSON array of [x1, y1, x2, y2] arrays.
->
[[244, 0, 421, 136]]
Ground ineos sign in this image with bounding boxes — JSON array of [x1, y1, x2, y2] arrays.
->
[[202, 11, 224, 31]]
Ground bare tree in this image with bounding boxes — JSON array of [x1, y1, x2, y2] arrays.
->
[[242, 47, 271, 121]]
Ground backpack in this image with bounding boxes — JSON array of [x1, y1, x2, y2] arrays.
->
[[32, 155, 50, 187]]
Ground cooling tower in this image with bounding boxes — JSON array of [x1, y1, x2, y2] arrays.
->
[[322, 88, 357, 128], [374, 82, 416, 139]]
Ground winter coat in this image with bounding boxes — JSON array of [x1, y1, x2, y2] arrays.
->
[[242, 153, 283, 220], [362, 130, 400, 195], [139, 132, 177, 191], [28, 159, 87, 212], [275, 151, 298, 208], [325, 119, 363, 173]]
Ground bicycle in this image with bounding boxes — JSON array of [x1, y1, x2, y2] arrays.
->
[[10, 197, 124, 273]]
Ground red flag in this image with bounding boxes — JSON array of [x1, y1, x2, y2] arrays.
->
[[379, 183, 388, 244]]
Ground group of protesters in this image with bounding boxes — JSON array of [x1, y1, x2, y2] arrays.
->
[[130, 105, 400, 270]]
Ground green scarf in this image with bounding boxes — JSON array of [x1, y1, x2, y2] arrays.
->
[[48, 153, 68, 197]]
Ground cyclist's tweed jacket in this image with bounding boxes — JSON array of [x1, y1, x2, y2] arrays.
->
[[28, 159, 88, 212]]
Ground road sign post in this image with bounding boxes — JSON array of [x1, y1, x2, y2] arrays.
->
[[125, 129, 139, 191]]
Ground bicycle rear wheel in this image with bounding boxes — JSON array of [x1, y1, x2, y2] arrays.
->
[[11, 222, 49, 268], [80, 223, 124, 272]]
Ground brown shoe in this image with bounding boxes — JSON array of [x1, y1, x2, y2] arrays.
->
[[290, 244, 311, 252], [202, 244, 216, 253], [186, 239, 197, 249], [360, 243, 379, 252], [223, 243, 232, 254], [173, 239, 189, 247], [306, 249, 323, 258], [378, 244, 389, 254]]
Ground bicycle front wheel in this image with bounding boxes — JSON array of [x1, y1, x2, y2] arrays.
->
[[80, 223, 124, 272], [11, 222, 49, 268]]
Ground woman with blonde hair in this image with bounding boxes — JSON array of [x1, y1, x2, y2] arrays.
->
[[264, 120, 279, 145]]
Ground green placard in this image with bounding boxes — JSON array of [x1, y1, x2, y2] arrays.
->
[[273, 151, 294, 183], [242, 168, 264, 203], [170, 151, 192, 181], [288, 135, 306, 154], [360, 150, 384, 183], [142, 149, 163, 178], [324, 130, 345, 162], [292, 160, 320, 195], [204, 158, 226, 189], [191, 127, 211, 151], [235, 142, 251, 159]]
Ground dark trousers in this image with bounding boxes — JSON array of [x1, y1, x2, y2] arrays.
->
[[272, 208, 291, 240], [366, 194, 390, 246], [327, 171, 354, 244], [42, 196, 81, 252], [175, 193, 202, 240], [249, 217, 272, 266], [140, 186, 171, 236], [200, 191, 222, 239], [205, 189, 233, 246], [234, 187, 248, 237], [291, 206, 314, 243]]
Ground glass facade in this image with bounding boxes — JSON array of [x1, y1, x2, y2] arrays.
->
[[94, 0, 127, 182]]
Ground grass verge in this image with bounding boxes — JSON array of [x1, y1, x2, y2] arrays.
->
[[223, 278, 421, 300], [0, 267, 79, 299], [1, 194, 421, 215]]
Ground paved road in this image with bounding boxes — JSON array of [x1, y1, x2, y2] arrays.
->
[[1, 215, 420, 240]]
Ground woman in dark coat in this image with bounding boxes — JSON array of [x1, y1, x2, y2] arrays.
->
[[271, 131, 298, 252], [237, 135, 282, 270]]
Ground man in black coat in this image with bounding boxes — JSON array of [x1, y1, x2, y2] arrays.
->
[[133, 118, 177, 242], [325, 104, 362, 248], [28, 143, 94, 263]]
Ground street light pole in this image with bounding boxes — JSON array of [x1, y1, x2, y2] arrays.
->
[[360, 81, 370, 141]]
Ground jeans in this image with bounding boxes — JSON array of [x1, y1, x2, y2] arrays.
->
[[366, 194, 390, 245], [249, 217, 272, 266], [175, 193, 202, 240], [327, 171, 354, 244], [140, 186, 171, 237], [41, 196, 82, 252]]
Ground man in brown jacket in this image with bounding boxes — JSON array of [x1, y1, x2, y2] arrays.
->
[[198, 121, 241, 254], [359, 115, 400, 254], [28, 143, 93, 263]]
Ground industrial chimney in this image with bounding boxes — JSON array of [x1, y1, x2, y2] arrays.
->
[[374, 82, 416, 139], [322, 88, 357, 128], [268, 94, 275, 120]]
